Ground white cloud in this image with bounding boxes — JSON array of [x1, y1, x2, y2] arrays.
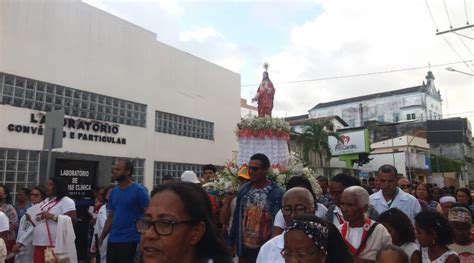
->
[[260, 0, 474, 123]]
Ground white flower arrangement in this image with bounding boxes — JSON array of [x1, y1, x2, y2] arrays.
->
[[203, 152, 322, 198]]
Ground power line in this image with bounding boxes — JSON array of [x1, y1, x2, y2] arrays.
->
[[454, 32, 474, 56], [441, 35, 474, 72], [425, 0, 439, 31], [454, 32, 474, 40], [443, 0, 453, 28], [463, 0, 470, 24], [240, 60, 473, 87]]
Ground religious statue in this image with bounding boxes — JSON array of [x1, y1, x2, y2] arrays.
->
[[252, 63, 275, 117]]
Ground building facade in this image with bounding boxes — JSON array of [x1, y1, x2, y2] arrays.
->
[[309, 72, 443, 127], [0, 0, 240, 197], [240, 98, 258, 118]]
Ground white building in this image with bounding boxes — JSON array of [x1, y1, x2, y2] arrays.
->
[[240, 98, 258, 118], [285, 114, 349, 134], [0, 0, 240, 196], [309, 72, 442, 127]]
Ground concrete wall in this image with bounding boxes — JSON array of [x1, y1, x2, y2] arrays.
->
[[0, 0, 240, 190]]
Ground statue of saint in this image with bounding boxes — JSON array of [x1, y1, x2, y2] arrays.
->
[[252, 64, 275, 117]]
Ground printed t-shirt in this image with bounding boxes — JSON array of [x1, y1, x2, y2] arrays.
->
[[108, 183, 149, 243], [242, 185, 273, 248], [32, 196, 76, 246]]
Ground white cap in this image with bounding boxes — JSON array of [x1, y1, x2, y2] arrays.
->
[[0, 212, 9, 232], [181, 170, 200, 184]]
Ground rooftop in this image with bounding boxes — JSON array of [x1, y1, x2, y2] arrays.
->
[[310, 85, 433, 110]]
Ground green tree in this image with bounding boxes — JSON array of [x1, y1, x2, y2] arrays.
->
[[297, 121, 339, 167]]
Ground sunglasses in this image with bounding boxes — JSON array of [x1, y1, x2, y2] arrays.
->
[[248, 166, 262, 171], [400, 184, 412, 189]]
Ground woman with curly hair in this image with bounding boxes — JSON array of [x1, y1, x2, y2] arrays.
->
[[415, 210, 459, 263]]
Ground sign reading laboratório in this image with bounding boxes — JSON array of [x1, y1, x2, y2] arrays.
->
[[328, 129, 369, 156], [55, 159, 97, 199]]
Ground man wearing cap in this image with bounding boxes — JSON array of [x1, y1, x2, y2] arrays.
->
[[440, 195, 457, 217], [449, 206, 474, 262], [229, 153, 284, 263], [220, 166, 251, 243], [369, 164, 421, 223]]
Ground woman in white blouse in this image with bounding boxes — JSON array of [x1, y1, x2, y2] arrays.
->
[[32, 178, 76, 263]]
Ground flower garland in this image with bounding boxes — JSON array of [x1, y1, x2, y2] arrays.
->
[[236, 117, 291, 140]]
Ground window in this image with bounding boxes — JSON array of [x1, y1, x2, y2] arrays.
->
[[0, 148, 41, 203], [393, 113, 399, 122], [0, 72, 147, 128], [155, 111, 214, 140], [407, 114, 411, 120], [154, 161, 204, 185], [411, 113, 416, 120]]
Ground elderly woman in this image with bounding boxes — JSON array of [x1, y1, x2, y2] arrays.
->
[[137, 182, 232, 263], [282, 214, 352, 263], [339, 186, 392, 262]]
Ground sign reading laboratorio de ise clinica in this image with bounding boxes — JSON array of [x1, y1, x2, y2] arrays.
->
[[328, 129, 370, 156], [6, 112, 126, 145]]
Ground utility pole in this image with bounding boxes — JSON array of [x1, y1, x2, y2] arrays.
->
[[436, 24, 474, 35]]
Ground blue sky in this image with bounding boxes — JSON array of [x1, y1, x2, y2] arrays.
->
[[83, 0, 473, 120]]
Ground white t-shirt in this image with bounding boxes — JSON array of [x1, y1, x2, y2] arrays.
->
[[346, 226, 363, 249], [273, 203, 328, 229], [401, 242, 420, 263], [32, 197, 76, 246], [332, 206, 344, 228]]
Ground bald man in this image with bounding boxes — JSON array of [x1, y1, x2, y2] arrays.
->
[[256, 187, 315, 263], [398, 177, 412, 193]]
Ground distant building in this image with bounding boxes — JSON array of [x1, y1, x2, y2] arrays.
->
[[427, 118, 473, 186], [331, 135, 431, 181], [240, 98, 258, 118], [285, 114, 348, 133], [309, 71, 442, 127]]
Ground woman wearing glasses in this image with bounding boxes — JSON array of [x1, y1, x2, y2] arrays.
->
[[137, 182, 232, 263], [282, 214, 352, 263]]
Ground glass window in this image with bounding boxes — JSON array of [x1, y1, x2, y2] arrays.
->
[[3, 85, 13, 96], [36, 82, 45, 92], [55, 86, 64, 95], [46, 84, 55, 94], [15, 77, 25, 87], [1, 73, 147, 128], [14, 88, 25, 98]]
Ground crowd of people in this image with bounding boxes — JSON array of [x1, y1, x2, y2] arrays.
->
[[0, 155, 473, 263]]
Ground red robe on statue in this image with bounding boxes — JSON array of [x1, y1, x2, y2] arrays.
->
[[254, 79, 275, 117]]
